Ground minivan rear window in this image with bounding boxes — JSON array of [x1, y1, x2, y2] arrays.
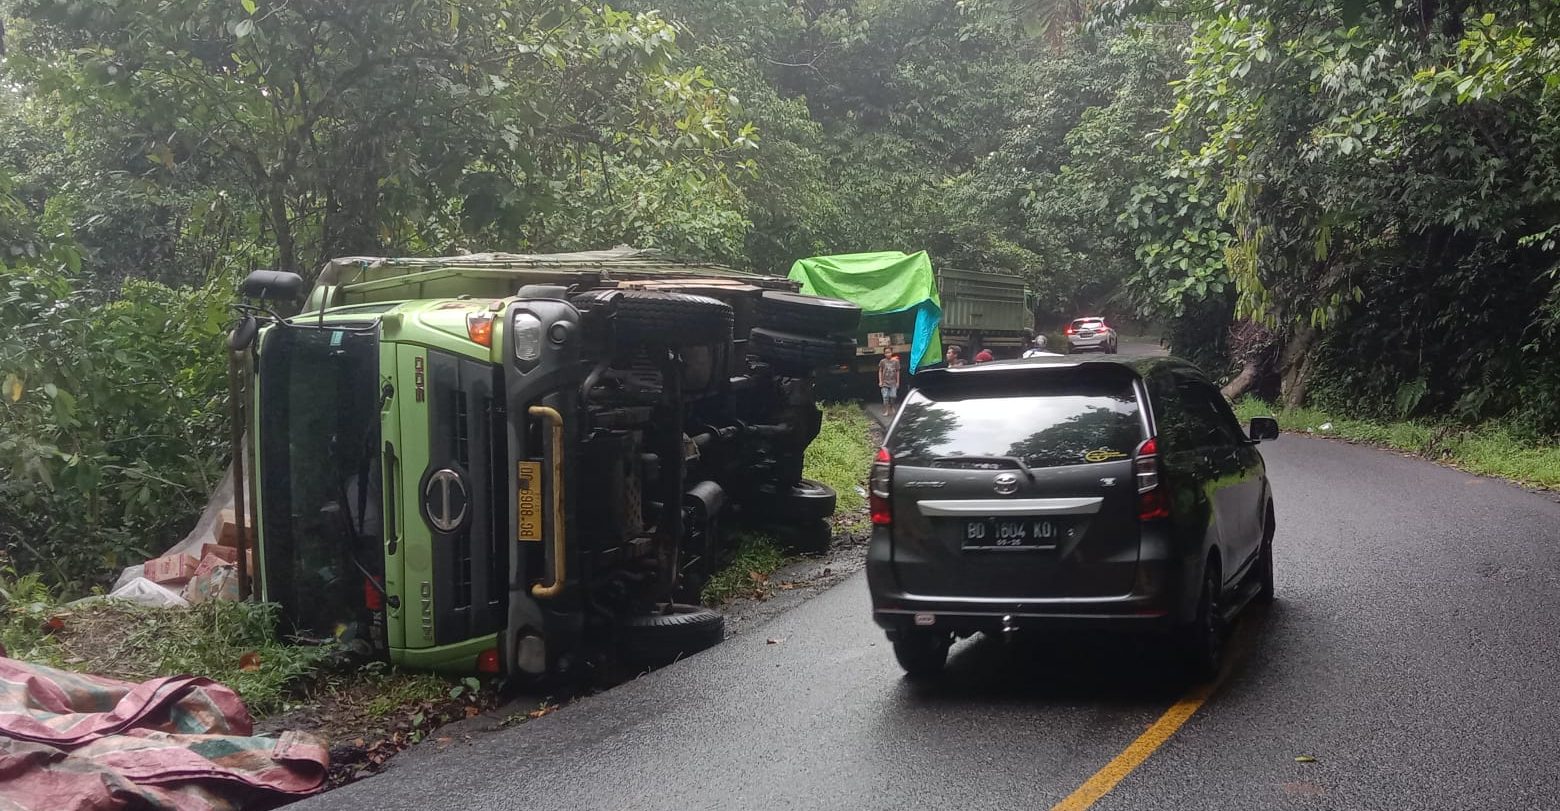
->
[[888, 378, 1142, 469]]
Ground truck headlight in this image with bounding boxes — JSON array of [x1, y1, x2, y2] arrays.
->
[[512, 312, 543, 363]]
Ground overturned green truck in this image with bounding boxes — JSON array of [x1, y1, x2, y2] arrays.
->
[[231, 249, 860, 680]]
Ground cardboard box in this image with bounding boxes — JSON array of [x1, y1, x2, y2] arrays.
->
[[216, 509, 256, 548], [144, 552, 200, 585]]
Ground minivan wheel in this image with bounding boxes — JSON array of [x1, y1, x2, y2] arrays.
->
[[1255, 510, 1276, 604], [892, 631, 951, 680], [1181, 567, 1223, 682]]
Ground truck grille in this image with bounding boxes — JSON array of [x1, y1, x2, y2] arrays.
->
[[426, 351, 507, 644]]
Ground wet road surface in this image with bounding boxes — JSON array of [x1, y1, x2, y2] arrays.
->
[[301, 435, 1560, 810]]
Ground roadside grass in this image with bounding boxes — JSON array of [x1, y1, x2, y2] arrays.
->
[[700, 532, 789, 604], [0, 570, 476, 725], [1234, 399, 1560, 491], [701, 402, 878, 606], [803, 402, 875, 516], [0, 582, 331, 715]]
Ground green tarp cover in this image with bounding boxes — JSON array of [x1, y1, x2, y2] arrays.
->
[[787, 251, 943, 372]]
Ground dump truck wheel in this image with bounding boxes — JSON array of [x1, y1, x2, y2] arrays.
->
[[620, 604, 725, 669], [747, 328, 852, 374], [775, 517, 832, 556], [572, 290, 733, 348], [749, 478, 838, 527], [755, 291, 862, 337]]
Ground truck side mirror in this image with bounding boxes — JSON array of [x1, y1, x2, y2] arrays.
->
[[1248, 416, 1280, 442], [228, 314, 260, 351], [240, 270, 304, 302]]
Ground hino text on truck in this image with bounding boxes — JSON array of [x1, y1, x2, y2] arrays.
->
[[225, 249, 861, 681]]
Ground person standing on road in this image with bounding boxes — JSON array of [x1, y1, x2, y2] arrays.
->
[[945, 346, 965, 367], [877, 349, 901, 418], [974, 348, 994, 363]]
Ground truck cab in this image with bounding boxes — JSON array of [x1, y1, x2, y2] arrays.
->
[[237, 250, 858, 679]]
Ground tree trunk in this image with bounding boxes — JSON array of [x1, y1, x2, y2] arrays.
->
[[265, 186, 297, 274], [1278, 323, 1319, 409], [1221, 360, 1261, 401]]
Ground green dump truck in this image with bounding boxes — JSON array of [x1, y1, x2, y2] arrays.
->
[[227, 249, 859, 681], [788, 252, 1033, 395], [936, 267, 1034, 358]]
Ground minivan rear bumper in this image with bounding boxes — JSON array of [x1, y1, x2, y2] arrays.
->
[[870, 599, 1172, 639], [866, 527, 1197, 639]]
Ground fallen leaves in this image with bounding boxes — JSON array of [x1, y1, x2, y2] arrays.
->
[[527, 702, 559, 720], [766, 637, 785, 645], [238, 651, 262, 672], [1294, 755, 1318, 763]]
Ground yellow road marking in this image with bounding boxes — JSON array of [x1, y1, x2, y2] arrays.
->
[[1049, 679, 1219, 811]]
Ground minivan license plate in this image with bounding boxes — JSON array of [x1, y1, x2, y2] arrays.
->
[[962, 518, 1060, 550]]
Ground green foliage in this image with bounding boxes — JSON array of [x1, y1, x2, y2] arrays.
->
[[1133, 0, 1560, 422], [3, 0, 753, 275], [0, 265, 230, 593]]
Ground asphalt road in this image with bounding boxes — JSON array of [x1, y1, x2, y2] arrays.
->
[[301, 435, 1560, 811]]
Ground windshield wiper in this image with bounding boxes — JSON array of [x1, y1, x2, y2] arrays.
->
[[934, 455, 1036, 482]]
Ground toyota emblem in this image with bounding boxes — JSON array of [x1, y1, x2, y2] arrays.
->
[[424, 468, 469, 533], [992, 472, 1020, 495]]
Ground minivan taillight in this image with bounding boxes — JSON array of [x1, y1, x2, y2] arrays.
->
[[870, 447, 893, 525], [1135, 437, 1170, 521]]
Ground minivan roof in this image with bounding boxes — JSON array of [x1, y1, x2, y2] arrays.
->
[[919, 354, 1200, 382]]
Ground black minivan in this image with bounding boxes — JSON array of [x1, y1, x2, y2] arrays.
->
[[866, 355, 1279, 679]]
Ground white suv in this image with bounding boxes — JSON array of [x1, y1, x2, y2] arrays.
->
[[1066, 317, 1118, 354]]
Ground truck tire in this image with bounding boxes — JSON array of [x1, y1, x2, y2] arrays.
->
[[572, 289, 733, 348], [775, 517, 832, 556], [748, 328, 852, 374], [751, 478, 838, 522], [620, 604, 725, 669], [755, 291, 862, 336]]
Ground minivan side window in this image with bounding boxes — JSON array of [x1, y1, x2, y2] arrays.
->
[[1151, 375, 1238, 451], [1178, 381, 1245, 448]]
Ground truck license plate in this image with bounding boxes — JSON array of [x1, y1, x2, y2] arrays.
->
[[517, 461, 542, 541]]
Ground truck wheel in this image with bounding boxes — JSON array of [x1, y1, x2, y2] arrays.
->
[[775, 517, 832, 556], [753, 478, 837, 521], [620, 604, 725, 669], [748, 328, 852, 374], [755, 291, 862, 336], [572, 289, 733, 348]]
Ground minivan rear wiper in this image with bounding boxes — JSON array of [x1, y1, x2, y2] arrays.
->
[[933, 455, 1037, 482]]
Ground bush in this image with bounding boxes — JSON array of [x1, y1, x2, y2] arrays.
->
[[0, 266, 231, 595]]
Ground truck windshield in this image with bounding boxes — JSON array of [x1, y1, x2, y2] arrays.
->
[[257, 325, 382, 638]]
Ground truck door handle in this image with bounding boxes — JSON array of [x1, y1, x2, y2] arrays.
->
[[529, 405, 566, 599], [383, 441, 400, 555]]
